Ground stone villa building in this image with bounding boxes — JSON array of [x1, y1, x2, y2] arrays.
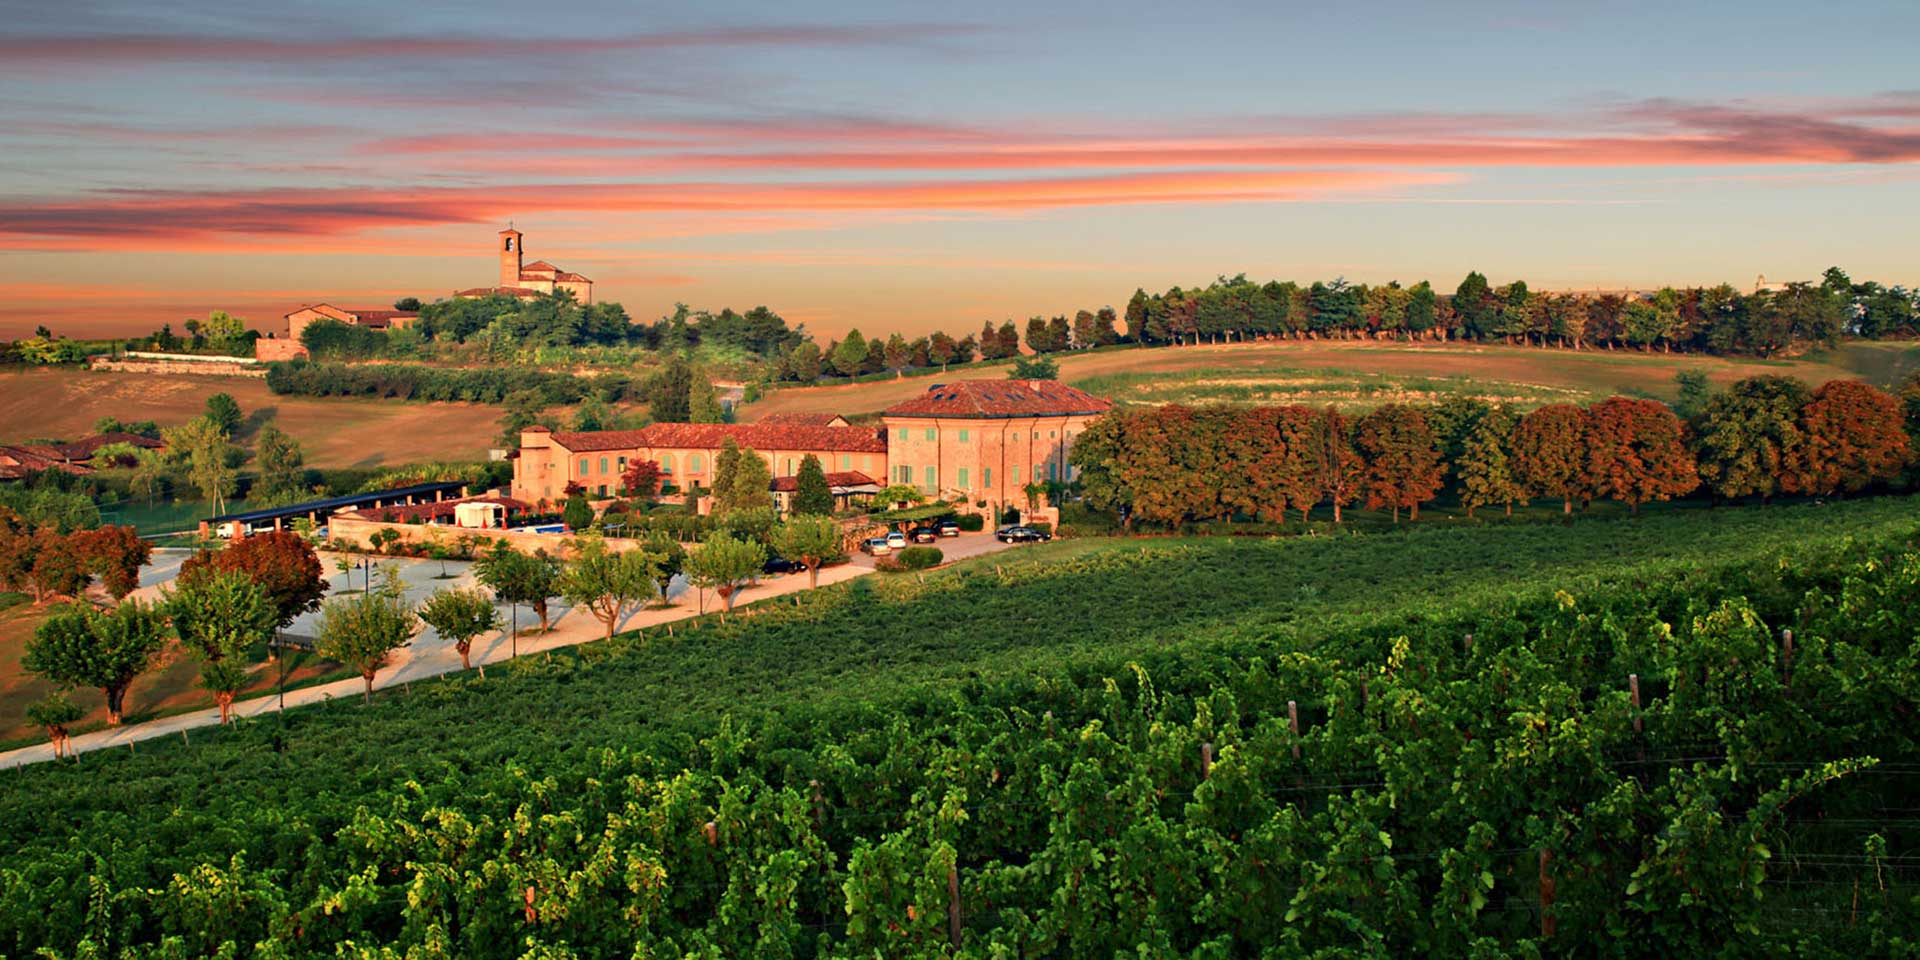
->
[[456, 227, 594, 303], [510, 379, 1111, 519]]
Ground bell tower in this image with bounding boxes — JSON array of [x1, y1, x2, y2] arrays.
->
[[498, 226, 523, 290]]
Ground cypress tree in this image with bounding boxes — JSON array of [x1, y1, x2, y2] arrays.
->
[[793, 454, 835, 515]]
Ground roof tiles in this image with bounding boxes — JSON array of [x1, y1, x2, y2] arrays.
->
[[882, 379, 1112, 419]]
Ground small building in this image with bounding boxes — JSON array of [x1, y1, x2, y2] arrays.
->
[[455, 227, 593, 303], [0, 445, 90, 481], [283, 303, 418, 342], [770, 470, 880, 514], [880, 379, 1112, 519]]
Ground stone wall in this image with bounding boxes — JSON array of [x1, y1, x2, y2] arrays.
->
[[88, 357, 268, 378]]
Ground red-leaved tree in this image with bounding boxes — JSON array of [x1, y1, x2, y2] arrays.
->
[[619, 458, 663, 500], [1353, 404, 1444, 522], [1584, 397, 1698, 513], [179, 530, 327, 628], [69, 526, 151, 601], [1307, 407, 1362, 523], [1786, 380, 1911, 495]]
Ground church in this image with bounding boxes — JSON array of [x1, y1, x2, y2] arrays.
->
[[454, 227, 593, 303]]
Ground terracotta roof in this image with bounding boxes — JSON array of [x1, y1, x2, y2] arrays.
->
[[455, 286, 545, 298], [759, 412, 847, 426], [882, 379, 1113, 419], [43, 432, 164, 461], [348, 310, 417, 328], [286, 303, 355, 321], [552, 271, 591, 283], [0, 446, 91, 480], [770, 470, 878, 492], [550, 422, 888, 454], [521, 260, 559, 272]]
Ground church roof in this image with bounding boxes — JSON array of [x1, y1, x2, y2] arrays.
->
[[883, 379, 1112, 419], [455, 286, 545, 299]]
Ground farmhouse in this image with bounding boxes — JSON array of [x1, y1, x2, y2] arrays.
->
[[455, 227, 593, 303], [283, 303, 418, 342], [509, 379, 1112, 520]]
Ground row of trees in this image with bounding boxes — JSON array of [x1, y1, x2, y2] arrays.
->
[[1072, 376, 1915, 527], [0, 511, 149, 604], [1117, 267, 1915, 356]]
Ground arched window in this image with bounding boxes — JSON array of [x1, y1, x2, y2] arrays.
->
[[690, 454, 705, 474]]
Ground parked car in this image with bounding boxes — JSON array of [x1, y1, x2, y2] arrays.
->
[[860, 537, 893, 556], [886, 530, 909, 549], [763, 556, 805, 575], [908, 526, 938, 543], [995, 525, 1052, 544], [936, 520, 961, 538]]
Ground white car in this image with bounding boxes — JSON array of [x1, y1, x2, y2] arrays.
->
[[860, 537, 892, 556], [886, 530, 908, 550]]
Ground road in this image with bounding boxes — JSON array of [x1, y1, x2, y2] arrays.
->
[[0, 531, 1018, 769]]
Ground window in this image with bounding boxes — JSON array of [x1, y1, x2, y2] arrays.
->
[[661, 454, 675, 474], [578, 458, 588, 475], [897, 427, 909, 441], [690, 454, 704, 473], [618, 456, 627, 471], [1049, 462, 1058, 481], [957, 468, 969, 489], [983, 467, 992, 488], [1011, 433, 1019, 442], [923, 465, 935, 490], [1049, 431, 1057, 439], [863, 456, 873, 472], [958, 429, 970, 443], [599, 457, 608, 474], [596, 484, 607, 496], [784, 458, 794, 474], [895, 465, 911, 483], [1013, 465, 1021, 484], [840, 454, 851, 470], [925, 428, 937, 441]]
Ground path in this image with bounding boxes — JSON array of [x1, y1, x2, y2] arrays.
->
[[0, 532, 1016, 769]]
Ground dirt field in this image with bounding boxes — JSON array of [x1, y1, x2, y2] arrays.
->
[[740, 339, 1910, 419], [0, 367, 496, 467]]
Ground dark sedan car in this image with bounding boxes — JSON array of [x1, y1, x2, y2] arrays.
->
[[936, 520, 961, 537], [763, 556, 806, 575], [908, 526, 939, 543], [995, 525, 1052, 543]]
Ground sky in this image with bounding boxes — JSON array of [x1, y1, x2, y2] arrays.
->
[[2, 0, 1917, 341]]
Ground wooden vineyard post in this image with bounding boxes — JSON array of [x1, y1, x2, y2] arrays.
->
[[1201, 741, 1213, 780], [810, 779, 825, 833], [947, 864, 962, 949], [1629, 674, 1645, 761], [524, 885, 537, 923], [1288, 701, 1301, 760], [1781, 629, 1794, 689], [703, 820, 718, 846], [1463, 632, 1474, 656], [1539, 848, 1556, 939]]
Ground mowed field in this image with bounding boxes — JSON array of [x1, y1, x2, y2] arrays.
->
[[741, 339, 1917, 419], [0, 367, 496, 467]]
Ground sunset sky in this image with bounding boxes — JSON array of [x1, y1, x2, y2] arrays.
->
[[3, 0, 1917, 340]]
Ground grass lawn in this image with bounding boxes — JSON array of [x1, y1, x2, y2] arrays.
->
[[740, 338, 1888, 420]]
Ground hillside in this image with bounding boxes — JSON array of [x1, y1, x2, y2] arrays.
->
[[741, 339, 1916, 420], [2, 498, 1917, 955]]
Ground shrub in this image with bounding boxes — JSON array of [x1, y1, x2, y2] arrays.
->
[[956, 513, 985, 532], [896, 546, 943, 570], [1027, 522, 1052, 538]]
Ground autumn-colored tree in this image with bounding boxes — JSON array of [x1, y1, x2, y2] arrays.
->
[[1457, 406, 1525, 518], [1218, 407, 1296, 522], [619, 458, 662, 500], [68, 526, 151, 600], [1693, 375, 1810, 501], [1306, 407, 1362, 523], [1513, 403, 1593, 514], [1353, 404, 1444, 522], [1785, 380, 1910, 496], [26, 528, 89, 602], [178, 530, 326, 629], [1272, 406, 1325, 523], [1584, 397, 1698, 513]]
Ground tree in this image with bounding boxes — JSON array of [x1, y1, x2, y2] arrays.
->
[[1456, 407, 1524, 518], [877, 484, 925, 508], [994, 321, 1020, 359], [1585, 397, 1698, 513], [1353, 405, 1443, 522], [619, 458, 662, 501], [314, 570, 417, 704], [1513, 404, 1592, 514], [1693, 376, 1811, 501], [127, 448, 166, 506], [884, 332, 911, 372], [68, 525, 151, 600], [498, 389, 550, 448], [23, 599, 169, 724], [792, 454, 834, 516], [928, 332, 957, 368], [644, 530, 686, 605], [1009, 356, 1059, 380], [26, 528, 88, 602], [559, 534, 662, 641], [252, 425, 306, 503], [475, 541, 560, 644], [1786, 380, 1910, 496], [204, 393, 243, 435], [831, 330, 870, 377], [646, 355, 695, 422], [686, 532, 765, 614], [26, 692, 84, 758], [1673, 371, 1713, 422], [563, 492, 593, 531], [1307, 408, 1361, 523], [1452, 272, 1494, 339], [1071, 310, 1096, 349], [1093, 306, 1121, 346], [772, 515, 842, 589], [572, 393, 613, 432], [418, 587, 501, 671], [164, 416, 238, 512], [688, 376, 725, 424], [168, 568, 275, 723], [178, 530, 326, 629], [711, 439, 744, 510]]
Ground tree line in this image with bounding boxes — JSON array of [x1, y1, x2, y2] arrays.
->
[[1072, 374, 1917, 527], [1113, 267, 1915, 356]]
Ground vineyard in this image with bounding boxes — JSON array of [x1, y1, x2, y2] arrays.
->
[[2, 498, 1919, 956]]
